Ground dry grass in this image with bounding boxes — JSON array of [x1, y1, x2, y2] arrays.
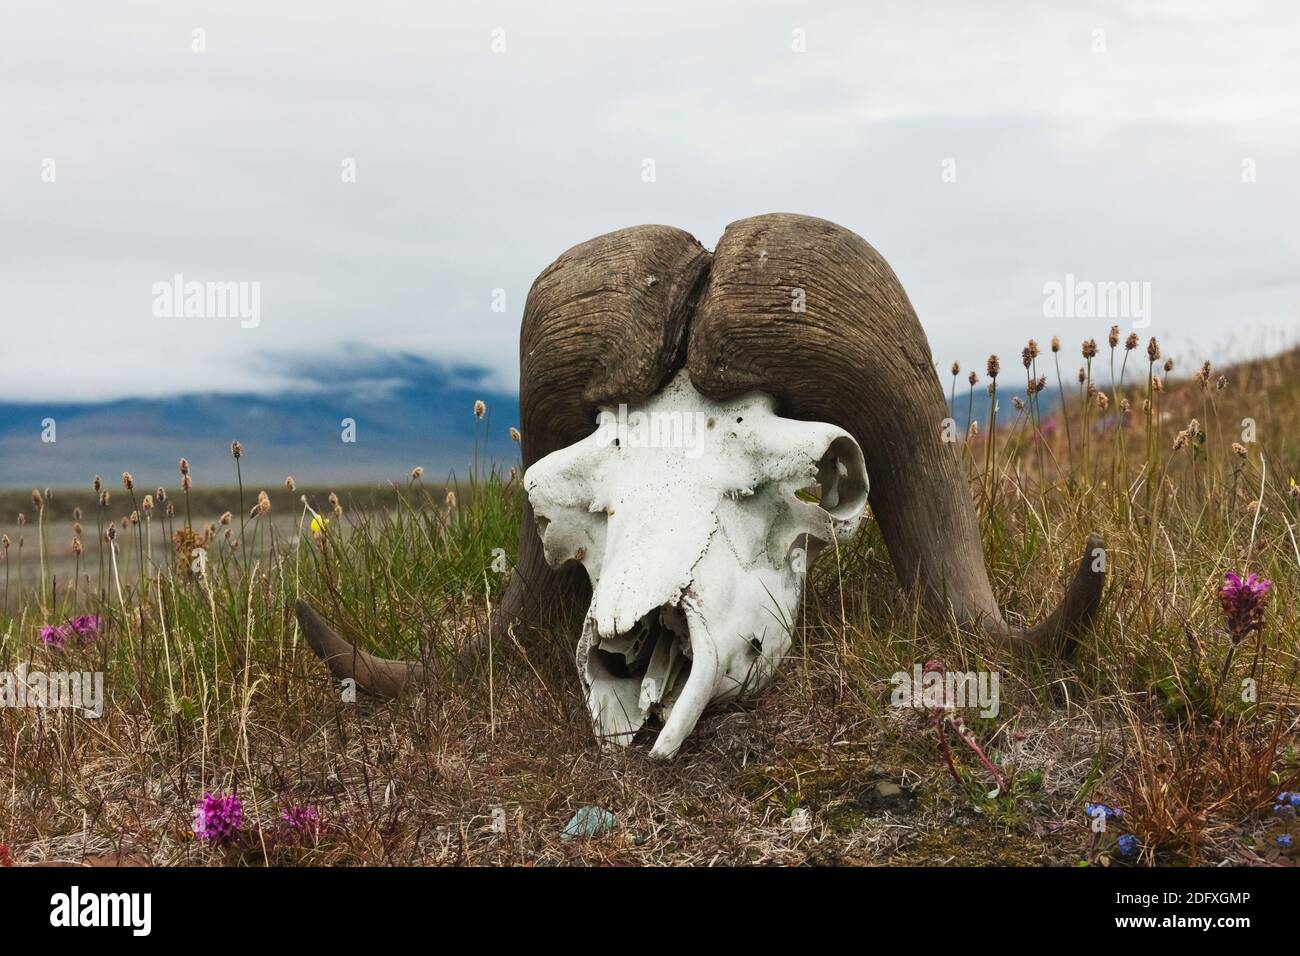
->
[[2, 335, 1299, 866]]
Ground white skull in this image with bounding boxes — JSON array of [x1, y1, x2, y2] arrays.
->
[[524, 370, 868, 758]]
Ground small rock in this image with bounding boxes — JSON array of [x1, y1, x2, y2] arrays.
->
[[562, 806, 617, 841], [854, 778, 917, 815]]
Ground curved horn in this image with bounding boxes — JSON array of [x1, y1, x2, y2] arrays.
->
[[296, 600, 425, 698], [298, 225, 712, 697], [686, 213, 1105, 655]]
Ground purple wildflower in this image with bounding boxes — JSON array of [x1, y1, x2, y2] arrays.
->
[[1219, 572, 1272, 645], [38, 624, 71, 648], [37, 615, 101, 649], [193, 792, 243, 845], [280, 804, 320, 838], [68, 614, 101, 644]]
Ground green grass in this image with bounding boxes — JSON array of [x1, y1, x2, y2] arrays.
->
[[1, 339, 1298, 866]]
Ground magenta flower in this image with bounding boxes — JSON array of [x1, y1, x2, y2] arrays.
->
[[38, 615, 100, 649], [1219, 572, 1272, 645], [68, 614, 101, 644], [38, 623, 71, 648], [193, 792, 243, 845], [280, 804, 321, 840]]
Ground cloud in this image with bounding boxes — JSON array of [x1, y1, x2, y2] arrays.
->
[[2, 0, 1297, 405]]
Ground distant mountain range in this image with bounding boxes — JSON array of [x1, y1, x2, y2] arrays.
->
[[0, 350, 1070, 490], [0, 353, 521, 490]]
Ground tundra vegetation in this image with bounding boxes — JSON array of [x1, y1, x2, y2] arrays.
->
[[0, 338, 1298, 867]]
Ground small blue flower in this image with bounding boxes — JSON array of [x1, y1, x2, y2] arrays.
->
[[1277, 834, 1293, 849], [1116, 834, 1138, 857], [1085, 802, 1123, 820]]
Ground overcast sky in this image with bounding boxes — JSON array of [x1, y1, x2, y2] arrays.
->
[[3, 0, 1298, 404]]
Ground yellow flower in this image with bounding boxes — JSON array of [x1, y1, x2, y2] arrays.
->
[[310, 515, 330, 534]]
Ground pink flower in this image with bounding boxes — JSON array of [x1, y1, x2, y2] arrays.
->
[[37, 615, 101, 649], [1219, 571, 1272, 645], [69, 614, 101, 642], [193, 792, 243, 845], [38, 623, 72, 648], [280, 804, 321, 842]]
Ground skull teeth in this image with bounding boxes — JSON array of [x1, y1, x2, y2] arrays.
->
[[637, 605, 691, 713], [586, 603, 693, 735]]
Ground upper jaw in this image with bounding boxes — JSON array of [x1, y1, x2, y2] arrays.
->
[[579, 598, 711, 755]]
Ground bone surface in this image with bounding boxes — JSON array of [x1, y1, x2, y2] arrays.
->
[[524, 369, 868, 758]]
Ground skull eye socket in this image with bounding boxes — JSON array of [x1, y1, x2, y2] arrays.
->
[[814, 435, 869, 521]]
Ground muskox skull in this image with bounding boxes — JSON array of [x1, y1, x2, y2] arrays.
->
[[296, 213, 1106, 760], [524, 369, 868, 757]]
